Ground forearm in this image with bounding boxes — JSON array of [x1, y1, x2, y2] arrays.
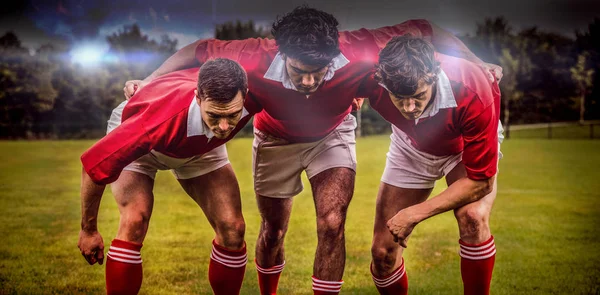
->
[[430, 22, 483, 64], [80, 168, 106, 232], [408, 177, 493, 223], [143, 40, 202, 82]]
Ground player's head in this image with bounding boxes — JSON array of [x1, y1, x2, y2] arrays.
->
[[272, 5, 340, 94], [376, 35, 441, 120], [195, 58, 248, 139]]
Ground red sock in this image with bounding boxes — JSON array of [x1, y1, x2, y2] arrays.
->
[[371, 258, 408, 295], [312, 276, 344, 295], [256, 259, 285, 295], [459, 236, 496, 295], [105, 239, 143, 295], [208, 240, 247, 295]]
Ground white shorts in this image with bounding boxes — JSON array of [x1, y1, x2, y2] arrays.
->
[[381, 122, 504, 189], [107, 100, 230, 180], [252, 114, 357, 198]]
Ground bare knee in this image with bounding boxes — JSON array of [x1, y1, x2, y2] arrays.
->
[[371, 241, 401, 274], [316, 211, 347, 241], [215, 217, 246, 249], [455, 205, 491, 243], [119, 210, 151, 243], [258, 221, 287, 249]]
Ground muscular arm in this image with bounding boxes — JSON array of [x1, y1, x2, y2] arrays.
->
[[80, 167, 106, 233], [124, 40, 203, 97], [387, 177, 494, 247], [78, 167, 107, 265], [399, 177, 493, 224], [143, 40, 202, 82]]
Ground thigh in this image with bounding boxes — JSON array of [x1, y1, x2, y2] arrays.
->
[[256, 194, 294, 232], [310, 167, 355, 218], [178, 164, 243, 230], [110, 170, 155, 243], [373, 182, 432, 246], [111, 170, 155, 214], [253, 129, 305, 198]]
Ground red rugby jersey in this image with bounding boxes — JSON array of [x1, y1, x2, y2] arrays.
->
[[81, 68, 261, 184], [368, 53, 501, 180], [194, 20, 436, 142]]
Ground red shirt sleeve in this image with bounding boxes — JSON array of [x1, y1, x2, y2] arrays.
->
[[340, 19, 433, 55], [195, 38, 271, 63], [80, 117, 153, 185], [461, 97, 499, 180]]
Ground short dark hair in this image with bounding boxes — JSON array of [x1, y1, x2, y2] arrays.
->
[[271, 5, 340, 67], [376, 35, 440, 96], [197, 58, 248, 103]]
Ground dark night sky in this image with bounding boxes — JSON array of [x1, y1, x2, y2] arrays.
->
[[1, 0, 599, 52]]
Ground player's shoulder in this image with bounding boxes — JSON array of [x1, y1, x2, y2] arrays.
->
[[437, 53, 495, 109], [152, 68, 198, 86], [197, 38, 277, 58]]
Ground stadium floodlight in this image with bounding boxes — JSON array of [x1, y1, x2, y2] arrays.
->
[[70, 43, 106, 67]]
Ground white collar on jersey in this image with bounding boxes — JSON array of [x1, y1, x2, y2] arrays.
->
[[187, 94, 250, 138], [263, 51, 350, 91], [415, 69, 457, 123]]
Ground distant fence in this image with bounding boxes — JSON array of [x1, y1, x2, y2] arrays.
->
[[505, 120, 600, 139]]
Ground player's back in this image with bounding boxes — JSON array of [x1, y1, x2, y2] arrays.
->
[[122, 68, 199, 125]]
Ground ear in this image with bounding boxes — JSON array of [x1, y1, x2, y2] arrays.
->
[[374, 69, 383, 82], [433, 63, 441, 75]]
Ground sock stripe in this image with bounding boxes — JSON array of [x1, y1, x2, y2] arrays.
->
[[371, 259, 404, 283], [107, 251, 141, 260], [313, 287, 343, 292], [109, 245, 141, 255], [375, 269, 406, 288], [460, 243, 495, 256], [372, 260, 406, 287], [211, 246, 247, 260], [459, 238, 495, 251], [312, 276, 343, 292], [256, 260, 286, 274], [107, 253, 143, 264], [210, 247, 247, 268], [460, 248, 496, 260], [312, 286, 343, 292], [311, 277, 344, 285], [459, 238, 496, 260]]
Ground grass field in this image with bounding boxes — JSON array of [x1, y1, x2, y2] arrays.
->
[[0, 136, 599, 294]]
